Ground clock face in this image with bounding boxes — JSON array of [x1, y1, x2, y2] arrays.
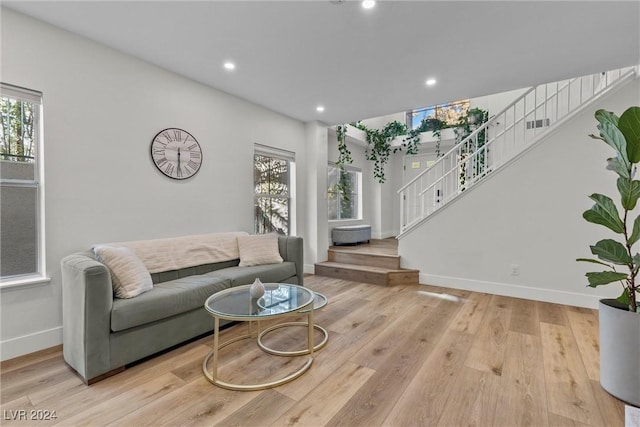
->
[[150, 128, 202, 180]]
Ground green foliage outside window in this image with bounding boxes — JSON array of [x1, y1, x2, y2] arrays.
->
[[1, 97, 35, 162], [1, 89, 41, 278], [328, 165, 359, 220], [253, 154, 290, 235]]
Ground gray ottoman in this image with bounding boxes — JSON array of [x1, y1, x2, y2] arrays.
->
[[332, 225, 372, 245]]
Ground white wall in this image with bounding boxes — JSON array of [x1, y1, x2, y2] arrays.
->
[[471, 87, 529, 118], [399, 78, 640, 308], [360, 112, 406, 131], [0, 9, 308, 360], [304, 121, 328, 271]]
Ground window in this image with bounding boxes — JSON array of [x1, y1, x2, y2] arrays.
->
[[1, 83, 45, 283], [407, 99, 470, 130], [253, 145, 294, 235], [328, 164, 361, 220]]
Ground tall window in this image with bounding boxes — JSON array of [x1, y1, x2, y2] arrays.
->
[[407, 99, 470, 130], [328, 164, 361, 220], [1, 83, 44, 282], [253, 145, 294, 235]]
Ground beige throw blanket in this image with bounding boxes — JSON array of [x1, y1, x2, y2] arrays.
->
[[99, 231, 249, 274]]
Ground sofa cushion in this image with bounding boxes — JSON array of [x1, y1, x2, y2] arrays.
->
[[111, 275, 232, 332], [150, 260, 240, 284], [237, 234, 283, 267], [209, 262, 296, 286], [93, 246, 153, 299]]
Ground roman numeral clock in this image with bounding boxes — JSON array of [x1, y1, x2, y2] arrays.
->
[[150, 128, 202, 180]]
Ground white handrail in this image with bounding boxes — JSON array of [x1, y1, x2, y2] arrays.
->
[[398, 66, 637, 236]]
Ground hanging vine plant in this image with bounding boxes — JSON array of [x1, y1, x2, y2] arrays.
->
[[454, 107, 489, 190], [455, 107, 489, 145], [335, 124, 353, 170], [334, 124, 354, 197], [404, 117, 446, 157], [335, 107, 488, 184], [362, 121, 407, 183]]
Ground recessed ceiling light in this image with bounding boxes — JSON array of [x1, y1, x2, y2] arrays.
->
[[223, 61, 236, 71], [316, 106, 325, 112], [426, 78, 437, 86], [362, 0, 376, 9]]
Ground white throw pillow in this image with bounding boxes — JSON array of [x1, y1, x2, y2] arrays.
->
[[94, 245, 153, 299], [237, 234, 283, 267]]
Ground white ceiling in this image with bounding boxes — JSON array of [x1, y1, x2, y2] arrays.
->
[[4, 1, 640, 125]]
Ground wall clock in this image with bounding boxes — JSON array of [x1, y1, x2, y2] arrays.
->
[[150, 128, 202, 180]]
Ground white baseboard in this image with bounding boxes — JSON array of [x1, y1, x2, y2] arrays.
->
[[420, 273, 602, 309], [304, 264, 315, 275], [627, 405, 640, 427], [1, 326, 63, 361], [379, 230, 397, 239]]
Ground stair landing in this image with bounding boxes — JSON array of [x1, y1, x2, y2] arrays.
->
[[314, 238, 419, 286]]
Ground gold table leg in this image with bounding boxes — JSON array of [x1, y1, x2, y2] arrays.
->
[[202, 313, 316, 391]]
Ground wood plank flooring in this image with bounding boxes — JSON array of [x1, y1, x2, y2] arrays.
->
[[329, 238, 399, 257], [0, 275, 626, 426]]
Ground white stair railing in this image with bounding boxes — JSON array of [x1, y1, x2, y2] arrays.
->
[[398, 66, 638, 236]]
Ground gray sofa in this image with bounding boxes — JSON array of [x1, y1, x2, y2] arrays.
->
[[61, 234, 303, 384]]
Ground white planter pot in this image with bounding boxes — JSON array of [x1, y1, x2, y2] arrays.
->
[[599, 299, 640, 407]]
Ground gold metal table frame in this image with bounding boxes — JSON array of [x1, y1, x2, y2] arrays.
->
[[202, 285, 327, 391], [257, 293, 329, 356]]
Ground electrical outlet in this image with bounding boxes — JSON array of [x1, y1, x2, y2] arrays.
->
[[510, 264, 520, 276]]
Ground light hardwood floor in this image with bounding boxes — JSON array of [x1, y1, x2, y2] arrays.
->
[[0, 275, 625, 426]]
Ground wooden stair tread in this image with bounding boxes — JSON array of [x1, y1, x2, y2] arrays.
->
[[315, 261, 418, 274], [328, 248, 399, 259], [327, 249, 400, 269], [316, 238, 419, 286]]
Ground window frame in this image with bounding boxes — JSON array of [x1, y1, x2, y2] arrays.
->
[[327, 163, 362, 221], [253, 144, 295, 236], [0, 83, 48, 288]]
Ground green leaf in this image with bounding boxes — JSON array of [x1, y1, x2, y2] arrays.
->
[[629, 215, 640, 246], [606, 156, 631, 179], [597, 122, 629, 163], [576, 258, 614, 269], [595, 109, 619, 128], [633, 253, 640, 274], [590, 239, 632, 265], [586, 271, 628, 287], [583, 193, 625, 234], [617, 177, 640, 210], [618, 107, 640, 163], [617, 288, 632, 305]]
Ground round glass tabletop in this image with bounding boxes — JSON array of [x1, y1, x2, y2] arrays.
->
[[204, 283, 314, 319], [298, 292, 328, 313]]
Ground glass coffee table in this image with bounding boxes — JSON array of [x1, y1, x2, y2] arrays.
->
[[202, 283, 328, 391]]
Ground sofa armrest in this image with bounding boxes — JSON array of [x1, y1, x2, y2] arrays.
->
[[278, 236, 304, 285], [61, 253, 114, 383]]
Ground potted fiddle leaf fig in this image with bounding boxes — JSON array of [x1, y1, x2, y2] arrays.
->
[[578, 106, 640, 406]]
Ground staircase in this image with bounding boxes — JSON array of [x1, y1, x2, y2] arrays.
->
[[398, 66, 638, 237], [314, 240, 419, 286]]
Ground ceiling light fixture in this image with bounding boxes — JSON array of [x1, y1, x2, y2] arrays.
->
[[426, 78, 437, 86], [223, 61, 236, 71], [362, 0, 376, 9], [316, 106, 325, 112]]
